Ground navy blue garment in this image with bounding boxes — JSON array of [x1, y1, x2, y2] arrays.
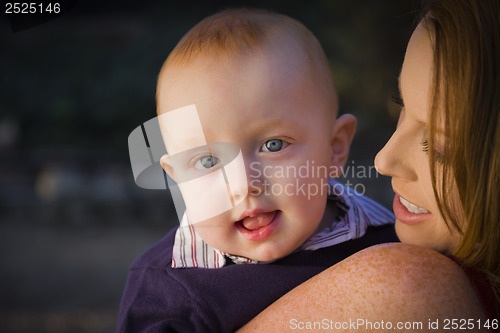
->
[[117, 224, 397, 333]]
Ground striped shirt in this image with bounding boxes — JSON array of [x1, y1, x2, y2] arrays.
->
[[172, 179, 394, 268]]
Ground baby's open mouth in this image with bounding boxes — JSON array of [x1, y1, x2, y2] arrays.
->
[[236, 210, 278, 231]]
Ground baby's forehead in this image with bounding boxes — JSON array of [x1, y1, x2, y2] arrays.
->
[[156, 40, 337, 151], [158, 44, 330, 109]]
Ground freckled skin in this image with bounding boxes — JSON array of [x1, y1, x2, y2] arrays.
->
[[238, 243, 485, 332]]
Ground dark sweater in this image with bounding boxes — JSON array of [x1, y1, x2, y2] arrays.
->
[[117, 224, 397, 333]]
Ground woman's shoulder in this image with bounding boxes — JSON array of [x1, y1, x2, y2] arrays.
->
[[333, 242, 476, 290], [333, 242, 466, 280], [315, 243, 485, 323], [239, 243, 486, 332]]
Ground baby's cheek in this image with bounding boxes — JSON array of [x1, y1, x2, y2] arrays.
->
[[283, 177, 328, 220], [294, 173, 329, 200], [193, 216, 234, 247], [179, 170, 234, 224]]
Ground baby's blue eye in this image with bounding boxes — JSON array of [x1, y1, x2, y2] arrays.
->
[[262, 139, 285, 152], [194, 155, 219, 170]]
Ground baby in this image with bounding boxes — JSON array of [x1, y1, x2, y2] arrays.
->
[[118, 8, 397, 332]]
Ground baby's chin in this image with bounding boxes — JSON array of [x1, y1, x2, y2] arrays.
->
[[194, 224, 299, 262], [229, 245, 297, 263]]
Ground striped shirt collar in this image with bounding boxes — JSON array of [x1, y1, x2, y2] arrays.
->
[[172, 179, 394, 268]]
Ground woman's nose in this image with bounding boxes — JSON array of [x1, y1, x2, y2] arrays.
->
[[374, 127, 417, 181]]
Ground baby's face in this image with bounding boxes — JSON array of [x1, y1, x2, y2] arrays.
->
[[158, 47, 339, 261]]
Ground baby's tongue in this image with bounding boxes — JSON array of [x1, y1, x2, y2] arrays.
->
[[242, 211, 277, 231]]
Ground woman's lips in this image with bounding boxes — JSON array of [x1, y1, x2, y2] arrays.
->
[[235, 210, 280, 241], [393, 193, 433, 225]]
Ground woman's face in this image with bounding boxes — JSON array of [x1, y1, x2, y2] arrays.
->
[[375, 22, 461, 255]]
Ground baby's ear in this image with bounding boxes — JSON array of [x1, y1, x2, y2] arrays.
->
[[329, 114, 357, 178], [160, 154, 175, 180]]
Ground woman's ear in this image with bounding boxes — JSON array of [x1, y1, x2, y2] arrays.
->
[[329, 114, 357, 178], [160, 154, 175, 180]]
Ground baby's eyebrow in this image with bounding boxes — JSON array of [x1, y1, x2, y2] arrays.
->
[[170, 138, 208, 155], [249, 117, 301, 133]]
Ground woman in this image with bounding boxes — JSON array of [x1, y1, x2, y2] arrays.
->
[[239, 0, 500, 331]]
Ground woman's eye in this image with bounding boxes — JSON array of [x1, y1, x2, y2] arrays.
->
[[421, 138, 429, 152], [421, 139, 444, 164], [261, 139, 288, 152], [194, 155, 219, 170], [392, 94, 404, 107]]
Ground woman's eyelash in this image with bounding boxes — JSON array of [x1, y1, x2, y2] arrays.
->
[[421, 138, 429, 153], [391, 94, 404, 107], [421, 139, 444, 164]]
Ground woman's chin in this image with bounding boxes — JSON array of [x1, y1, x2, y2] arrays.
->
[[396, 222, 451, 254]]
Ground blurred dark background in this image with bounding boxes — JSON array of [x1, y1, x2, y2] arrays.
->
[[0, 1, 416, 332]]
